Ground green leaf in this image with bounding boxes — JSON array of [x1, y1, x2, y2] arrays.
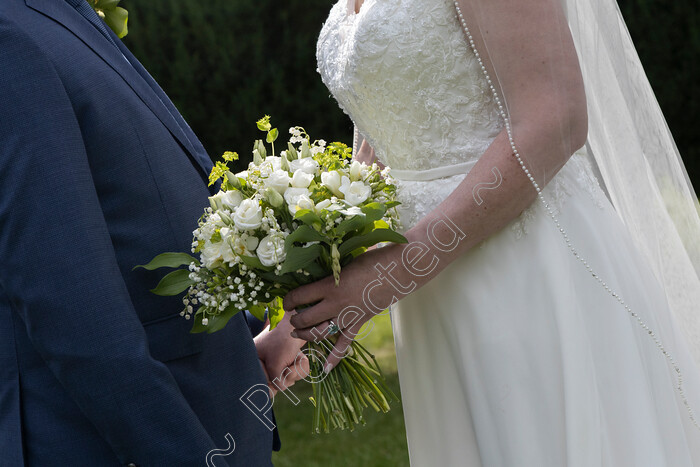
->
[[259, 271, 299, 288], [384, 200, 401, 209], [150, 269, 194, 296], [102, 6, 128, 39], [266, 128, 279, 144], [285, 225, 327, 248], [133, 252, 199, 271], [338, 229, 408, 257], [239, 254, 275, 271], [280, 244, 323, 274], [203, 305, 243, 333], [248, 303, 267, 322], [335, 203, 387, 236], [335, 215, 367, 236], [268, 298, 285, 330], [361, 202, 387, 220], [294, 209, 323, 228]]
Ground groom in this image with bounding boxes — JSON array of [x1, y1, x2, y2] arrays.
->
[[0, 0, 304, 465]]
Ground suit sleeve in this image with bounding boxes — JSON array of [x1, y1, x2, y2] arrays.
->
[[0, 22, 218, 465]]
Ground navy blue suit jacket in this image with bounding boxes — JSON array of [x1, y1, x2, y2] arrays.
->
[[0, 0, 277, 465]]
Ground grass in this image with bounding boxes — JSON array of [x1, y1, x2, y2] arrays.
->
[[271, 313, 410, 467]]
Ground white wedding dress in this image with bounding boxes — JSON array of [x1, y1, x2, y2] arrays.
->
[[317, 0, 700, 465]]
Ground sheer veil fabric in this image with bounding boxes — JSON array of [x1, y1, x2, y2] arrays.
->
[[561, 0, 700, 367]]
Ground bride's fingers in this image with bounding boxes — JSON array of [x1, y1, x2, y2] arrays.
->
[[282, 276, 333, 312], [291, 320, 337, 342], [288, 299, 336, 330], [323, 333, 355, 373]]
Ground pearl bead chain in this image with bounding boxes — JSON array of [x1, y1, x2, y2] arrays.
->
[[452, 0, 699, 430]]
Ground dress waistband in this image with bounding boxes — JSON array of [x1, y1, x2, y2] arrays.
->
[[389, 159, 477, 181]]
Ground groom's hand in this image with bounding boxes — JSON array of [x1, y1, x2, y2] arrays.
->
[[254, 313, 309, 396]]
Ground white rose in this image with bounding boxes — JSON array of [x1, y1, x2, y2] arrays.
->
[[284, 187, 313, 215], [291, 169, 314, 188], [266, 156, 283, 171], [321, 171, 343, 196], [263, 169, 291, 194], [256, 235, 287, 267], [289, 157, 319, 175], [235, 170, 249, 179], [233, 199, 263, 230], [349, 160, 363, 181], [339, 176, 371, 206]]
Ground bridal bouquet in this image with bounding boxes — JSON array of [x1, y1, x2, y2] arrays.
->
[[136, 117, 404, 433]]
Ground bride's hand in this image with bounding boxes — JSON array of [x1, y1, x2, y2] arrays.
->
[[284, 241, 409, 372]]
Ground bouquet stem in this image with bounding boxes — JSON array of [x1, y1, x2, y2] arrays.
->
[[306, 339, 399, 433]]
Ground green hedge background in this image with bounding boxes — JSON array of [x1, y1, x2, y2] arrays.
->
[[122, 0, 699, 189]]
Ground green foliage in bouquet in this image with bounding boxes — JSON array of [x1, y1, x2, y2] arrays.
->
[[136, 117, 405, 432], [89, 0, 128, 38]]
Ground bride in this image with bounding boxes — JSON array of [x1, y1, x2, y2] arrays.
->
[[285, 0, 700, 464]]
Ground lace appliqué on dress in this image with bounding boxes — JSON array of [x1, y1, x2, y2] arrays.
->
[[510, 153, 609, 239]]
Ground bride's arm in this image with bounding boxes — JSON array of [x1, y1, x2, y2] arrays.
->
[[352, 126, 385, 169], [286, 0, 586, 369]]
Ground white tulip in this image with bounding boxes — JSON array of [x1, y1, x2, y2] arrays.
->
[[349, 160, 363, 181], [321, 170, 343, 197], [291, 169, 314, 188], [244, 236, 259, 252]]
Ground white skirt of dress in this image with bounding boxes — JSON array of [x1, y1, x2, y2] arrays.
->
[[390, 155, 700, 466]]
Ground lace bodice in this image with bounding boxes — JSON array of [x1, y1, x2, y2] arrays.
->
[[317, 0, 502, 172], [316, 0, 607, 234]]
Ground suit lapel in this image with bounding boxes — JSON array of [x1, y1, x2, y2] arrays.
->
[[25, 0, 213, 179], [113, 39, 210, 163]]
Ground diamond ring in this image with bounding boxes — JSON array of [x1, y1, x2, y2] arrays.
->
[[327, 319, 340, 336]]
